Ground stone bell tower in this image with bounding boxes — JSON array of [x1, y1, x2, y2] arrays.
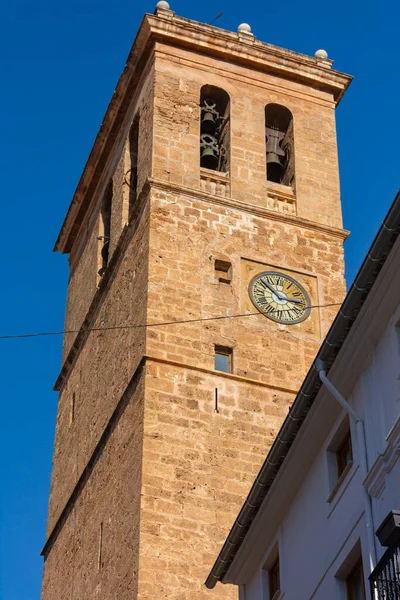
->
[[41, 4, 352, 600]]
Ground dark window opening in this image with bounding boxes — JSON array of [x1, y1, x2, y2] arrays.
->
[[396, 321, 400, 354], [268, 557, 281, 600], [128, 118, 139, 218], [265, 104, 295, 187], [215, 259, 232, 284], [346, 559, 365, 600], [97, 522, 104, 571], [327, 416, 354, 502], [214, 346, 233, 373], [200, 85, 230, 173], [98, 180, 112, 277], [336, 426, 353, 479]]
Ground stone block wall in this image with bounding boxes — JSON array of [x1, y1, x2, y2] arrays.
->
[[146, 186, 345, 393], [46, 202, 150, 536], [152, 44, 343, 229], [43, 20, 349, 600], [137, 360, 294, 599], [62, 67, 155, 361], [41, 369, 145, 600]]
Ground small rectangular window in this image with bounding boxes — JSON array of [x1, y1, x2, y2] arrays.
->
[[268, 557, 280, 600], [214, 346, 232, 373], [346, 559, 365, 600], [215, 259, 232, 284], [336, 430, 353, 479], [326, 415, 354, 502]]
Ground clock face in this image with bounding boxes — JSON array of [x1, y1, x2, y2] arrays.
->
[[249, 271, 311, 324]]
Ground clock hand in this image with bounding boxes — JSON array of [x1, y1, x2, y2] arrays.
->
[[262, 279, 278, 295], [262, 279, 303, 304], [261, 279, 290, 301]]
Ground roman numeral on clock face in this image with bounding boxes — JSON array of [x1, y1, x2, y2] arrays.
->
[[249, 271, 311, 325]]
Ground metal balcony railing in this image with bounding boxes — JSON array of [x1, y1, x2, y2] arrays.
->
[[370, 544, 400, 599]]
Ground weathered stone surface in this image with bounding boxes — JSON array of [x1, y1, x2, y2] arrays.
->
[[42, 11, 350, 600]]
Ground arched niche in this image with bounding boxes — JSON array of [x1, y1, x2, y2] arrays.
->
[[200, 85, 230, 173]]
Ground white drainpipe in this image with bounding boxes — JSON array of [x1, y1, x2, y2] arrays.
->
[[318, 366, 377, 572]]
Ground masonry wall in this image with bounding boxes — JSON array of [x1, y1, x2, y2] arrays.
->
[[130, 45, 348, 598], [43, 24, 349, 600], [41, 370, 145, 600], [62, 208, 101, 360], [152, 44, 343, 229], [62, 66, 155, 361], [138, 360, 293, 600], [146, 187, 345, 392], [46, 201, 150, 537]]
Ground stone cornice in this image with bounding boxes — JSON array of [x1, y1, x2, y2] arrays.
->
[[149, 177, 349, 240], [54, 10, 352, 255], [144, 13, 352, 103], [364, 415, 400, 498], [145, 354, 298, 395]]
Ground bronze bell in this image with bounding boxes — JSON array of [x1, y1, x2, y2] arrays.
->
[[266, 126, 286, 184], [201, 146, 219, 170], [201, 111, 217, 135], [200, 133, 219, 169], [266, 152, 285, 183]]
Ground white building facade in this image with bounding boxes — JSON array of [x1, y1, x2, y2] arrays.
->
[[207, 192, 400, 600]]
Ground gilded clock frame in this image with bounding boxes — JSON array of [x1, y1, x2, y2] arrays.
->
[[248, 270, 311, 325]]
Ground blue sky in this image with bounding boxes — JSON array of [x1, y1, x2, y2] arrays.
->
[[0, 0, 399, 598]]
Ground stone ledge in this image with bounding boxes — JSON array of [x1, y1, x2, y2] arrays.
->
[[149, 177, 349, 240], [145, 354, 298, 394]]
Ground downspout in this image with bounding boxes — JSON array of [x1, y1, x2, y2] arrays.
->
[[316, 360, 377, 572]]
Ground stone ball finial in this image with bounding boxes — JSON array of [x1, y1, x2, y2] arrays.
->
[[156, 1, 170, 9], [315, 49, 328, 59], [238, 23, 252, 33]]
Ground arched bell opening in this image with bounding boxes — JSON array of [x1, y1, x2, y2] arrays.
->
[[200, 85, 230, 173], [265, 104, 295, 187]]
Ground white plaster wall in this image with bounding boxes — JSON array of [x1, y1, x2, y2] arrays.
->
[[243, 298, 400, 600], [279, 446, 365, 599]]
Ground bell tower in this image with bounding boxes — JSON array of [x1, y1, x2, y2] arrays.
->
[[41, 4, 352, 600]]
